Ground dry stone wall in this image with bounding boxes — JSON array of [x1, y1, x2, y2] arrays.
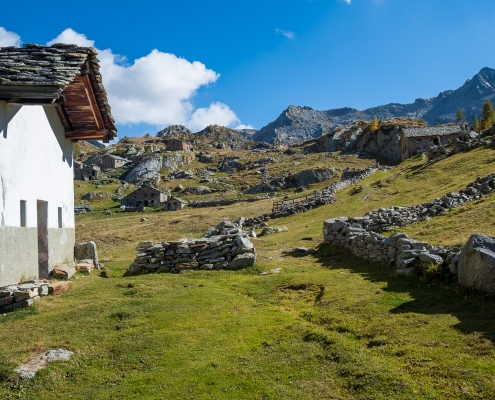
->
[[244, 168, 378, 227], [323, 172, 495, 288], [337, 173, 495, 233], [127, 222, 257, 275], [323, 217, 458, 276]]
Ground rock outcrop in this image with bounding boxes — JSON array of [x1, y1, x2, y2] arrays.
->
[[162, 152, 194, 173], [156, 125, 192, 137], [125, 156, 162, 183]]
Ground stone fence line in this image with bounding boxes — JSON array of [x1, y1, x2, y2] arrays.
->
[[243, 168, 378, 227], [323, 172, 495, 293]]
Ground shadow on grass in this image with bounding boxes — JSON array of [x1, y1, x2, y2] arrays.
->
[[296, 243, 495, 345]]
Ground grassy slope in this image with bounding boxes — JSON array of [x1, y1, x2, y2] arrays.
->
[[1, 147, 495, 398]]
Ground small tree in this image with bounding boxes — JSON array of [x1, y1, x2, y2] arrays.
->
[[418, 118, 426, 125], [456, 108, 466, 122], [370, 115, 380, 132], [481, 99, 495, 131], [473, 117, 480, 133]]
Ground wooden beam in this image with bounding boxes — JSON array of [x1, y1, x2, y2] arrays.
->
[[56, 105, 73, 131], [82, 74, 104, 129], [7, 97, 66, 106], [65, 129, 108, 140], [0, 86, 62, 99]]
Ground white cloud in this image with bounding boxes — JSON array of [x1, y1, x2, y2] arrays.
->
[[45, 29, 248, 133], [343, 0, 351, 4], [276, 29, 295, 39], [0, 27, 21, 46], [188, 102, 240, 131], [235, 124, 256, 130], [47, 28, 94, 47]]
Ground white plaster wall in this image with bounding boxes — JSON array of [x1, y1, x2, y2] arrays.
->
[[0, 101, 75, 285]]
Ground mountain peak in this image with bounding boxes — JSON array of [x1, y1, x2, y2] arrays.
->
[[254, 67, 495, 144]]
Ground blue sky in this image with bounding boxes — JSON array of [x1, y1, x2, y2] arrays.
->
[[1, 0, 495, 137]]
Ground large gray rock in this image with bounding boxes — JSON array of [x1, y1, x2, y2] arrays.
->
[[244, 183, 276, 194], [75, 241, 99, 266], [458, 234, 495, 293], [233, 235, 254, 255], [184, 186, 212, 195], [227, 253, 256, 270], [286, 168, 335, 187], [163, 152, 191, 173], [261, 226, 288, 236], [125, 156, 162, 183]]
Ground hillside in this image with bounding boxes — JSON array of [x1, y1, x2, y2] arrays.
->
[[2, 142, 495, 398], [254, 67, 495, 144]]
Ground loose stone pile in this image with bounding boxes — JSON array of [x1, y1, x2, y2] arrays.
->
[[127, 221, 257, 275], [0, 281, 72, 312], [244, 168, 377, 227]]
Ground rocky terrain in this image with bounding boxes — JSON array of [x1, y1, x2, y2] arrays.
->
[[304, 117, 421, 159], [254, 67, 495, 144]]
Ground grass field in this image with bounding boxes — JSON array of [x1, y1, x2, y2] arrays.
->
[[1, 146, 495, 399]]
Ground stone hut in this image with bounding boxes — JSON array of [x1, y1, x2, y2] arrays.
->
[[164, 138, 192, 152], [0, 44, 116, 286], [121, 184, 170, 208], [74, 161, 100, 180], [100, 154, 129, 169], [165, 196, 187, 211], [399, 125, 461, 160]]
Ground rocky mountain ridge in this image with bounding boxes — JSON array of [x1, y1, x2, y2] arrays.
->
[[254, 67, 495, 144]]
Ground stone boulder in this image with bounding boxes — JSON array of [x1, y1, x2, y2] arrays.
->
[[458, 234, 495, 293], [244, 183, 276, 194], [173, 169, 194, 179], [75, 241, 99, 266], [261, 226, 288, 236], [286, 168, 335, 188], [51, 266, 76, 280], [184, 186, 212, 195], [227, 253, 256, 270], [125, 156, 162, 183], [48, 281, 73, 295]]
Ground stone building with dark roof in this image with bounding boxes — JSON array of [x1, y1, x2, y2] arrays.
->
[[74, 161, 100, 180], [121, 184, 170, 208], [0, 43, 115, 285], [100, 154, 129, 169], [165, 196, 187, 211], [164, 138, 193, 152], [399, 125, 462, 160]]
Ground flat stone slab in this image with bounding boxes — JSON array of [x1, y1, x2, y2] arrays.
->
[[15, 349, 74, 380]]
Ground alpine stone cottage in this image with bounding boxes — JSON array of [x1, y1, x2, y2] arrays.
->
[[0, 44, 116, 286]]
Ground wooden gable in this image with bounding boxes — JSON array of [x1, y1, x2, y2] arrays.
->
[[57, 63, 114, 143], [0, 45, 116, 143]]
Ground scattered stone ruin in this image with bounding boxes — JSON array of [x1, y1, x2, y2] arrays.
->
[[127, 221, 257, 275]]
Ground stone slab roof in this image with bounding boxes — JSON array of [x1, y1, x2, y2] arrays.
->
[[168, 196, 187, 204], [401, 125, 460, 138], [0, 43, 116, 138]]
